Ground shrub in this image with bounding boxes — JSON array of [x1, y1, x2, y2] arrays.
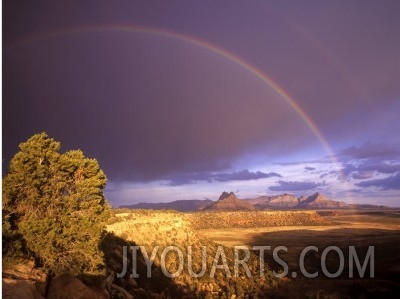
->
[[2, 133, 111, 275]]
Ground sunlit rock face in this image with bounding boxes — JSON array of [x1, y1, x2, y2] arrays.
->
[[254, 194, 299, 209], [298, 192, 340, 209], [203, 192, 255, 211]]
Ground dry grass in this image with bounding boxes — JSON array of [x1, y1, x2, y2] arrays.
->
[[106, 209, 400, 298], [186, 210, 330, 229], [106, 210, 285, 297]]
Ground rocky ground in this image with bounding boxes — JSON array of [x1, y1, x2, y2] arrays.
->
[[2, 260, 46, 299]]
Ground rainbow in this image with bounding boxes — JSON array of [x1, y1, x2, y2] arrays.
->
[[5, 24, 339, 167]]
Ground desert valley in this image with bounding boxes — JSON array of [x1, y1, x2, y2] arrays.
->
[[4, 192, 400, 298]]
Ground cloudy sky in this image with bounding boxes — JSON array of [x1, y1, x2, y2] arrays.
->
[[3, 1, 400, 207]]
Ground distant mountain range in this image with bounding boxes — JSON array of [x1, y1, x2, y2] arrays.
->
[[120, 191, 387, 212], [120, 199, 213, 212]]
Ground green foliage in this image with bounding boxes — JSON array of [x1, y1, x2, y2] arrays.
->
[[2, 132, 111, 275]]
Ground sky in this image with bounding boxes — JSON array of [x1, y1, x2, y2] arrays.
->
[[3, 1, 400, 207]]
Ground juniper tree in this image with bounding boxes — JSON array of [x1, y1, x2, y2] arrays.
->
[[2, 132, 111, 275]]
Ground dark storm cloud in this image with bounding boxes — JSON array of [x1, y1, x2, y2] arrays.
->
[[336, 143, 400, 181], [2, 18, 314, 181], [305, 166, 316, 171], [356, 172, 400, 190], [168, 169, 281, 186], [214, 170, 281, 182], [352, 171, 374, 180], [168, 173, 213, 186], [340, 143, 400, 160], [341, 161, 400, 181], [3, 1, 400, 188], [269, 180, 322, 192], [319, 173, 329, 179]]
